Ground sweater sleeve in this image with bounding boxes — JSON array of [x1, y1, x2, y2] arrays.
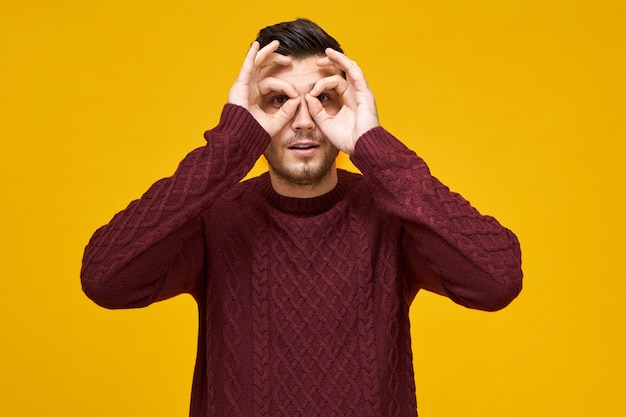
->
[[350, 127, 523, 311], [81, 104, 270, 309]]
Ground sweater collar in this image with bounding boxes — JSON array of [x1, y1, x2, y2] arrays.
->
[[259, 170, 353, 216]]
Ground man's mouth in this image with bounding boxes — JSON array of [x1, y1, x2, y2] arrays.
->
[[289, 143, 320, 150], [286, 141, 321, 158]]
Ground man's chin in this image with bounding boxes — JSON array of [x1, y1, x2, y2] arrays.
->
[[265, 145, 339, 187], [278, 166, 326, 186], [271, 159, 336, 186]]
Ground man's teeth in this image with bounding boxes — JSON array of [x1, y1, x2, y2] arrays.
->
[[290, 144, 318, 149]]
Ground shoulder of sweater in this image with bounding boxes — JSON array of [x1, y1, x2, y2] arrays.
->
[[337, 169, 365, 190], [218, 173, 268, 203]]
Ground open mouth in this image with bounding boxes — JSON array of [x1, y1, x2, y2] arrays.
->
[[288, 143, 320, 150]]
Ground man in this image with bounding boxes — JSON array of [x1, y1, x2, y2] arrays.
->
[[82, 18, 522, 417]]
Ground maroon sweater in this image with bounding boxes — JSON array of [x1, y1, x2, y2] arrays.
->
[[81, 104, 522, 417]]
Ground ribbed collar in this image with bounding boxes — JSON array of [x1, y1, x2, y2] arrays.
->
[[259, 170, 354, 216]]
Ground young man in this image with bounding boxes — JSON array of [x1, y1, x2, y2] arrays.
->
[[82, 18, 523, 417]]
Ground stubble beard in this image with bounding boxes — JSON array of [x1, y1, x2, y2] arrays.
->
[[264, 134, 339, 187]]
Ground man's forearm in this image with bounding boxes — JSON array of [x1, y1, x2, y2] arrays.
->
[[351, 127, 523, 310], [81, 104, 271, 308]]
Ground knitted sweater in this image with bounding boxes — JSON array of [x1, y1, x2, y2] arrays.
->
[[81, 104, 523, 417]]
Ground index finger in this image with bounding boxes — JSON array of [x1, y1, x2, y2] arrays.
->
[[308, 74, 349, 97], [234, 41, 261, 85], [318, 48, 369, 89], [255, 40, 292, 70], [237, 41, 292, 83], [257, 77, 299, 97]]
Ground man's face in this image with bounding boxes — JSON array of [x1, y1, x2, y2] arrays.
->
[[259, 55, 343, 189]]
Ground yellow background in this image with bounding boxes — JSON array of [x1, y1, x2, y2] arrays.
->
[[1, 1, 624, 416]]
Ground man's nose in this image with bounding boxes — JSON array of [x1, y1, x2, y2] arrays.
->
[[291, 97, 315, 131]]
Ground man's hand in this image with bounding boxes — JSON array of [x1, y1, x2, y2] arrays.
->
[[305, 48, 380, 155], [228, 41, 300, 137]]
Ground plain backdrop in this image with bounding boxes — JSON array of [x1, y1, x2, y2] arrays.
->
[[1, 1, 624, 416]]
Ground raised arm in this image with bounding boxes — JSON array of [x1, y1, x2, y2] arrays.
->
[[81, 105, 269, 308], [309, 48, 522, 310], [81, 41, 298, 309], [352, 130, 522, 311]]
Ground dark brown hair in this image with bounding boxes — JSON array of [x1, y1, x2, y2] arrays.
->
[[255, 18, 343, 58]]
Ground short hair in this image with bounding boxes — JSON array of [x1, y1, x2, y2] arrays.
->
[[255, 18, 343, 58]]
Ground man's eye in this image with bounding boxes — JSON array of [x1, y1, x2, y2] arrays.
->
[[317, 94, 330, 104], [272, 95, 289, 106]]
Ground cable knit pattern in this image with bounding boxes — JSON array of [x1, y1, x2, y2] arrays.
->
[[350, 207, 382, 417], [252, 218, 271, 417], [268, 210, 362, 416], [81, 106, 523, 417], [223, 243, 245, 417], [81, 104, 271, 309], [351, 127, 523, 311]]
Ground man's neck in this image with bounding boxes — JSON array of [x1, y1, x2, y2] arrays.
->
[[268, 168, 338, 198]]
